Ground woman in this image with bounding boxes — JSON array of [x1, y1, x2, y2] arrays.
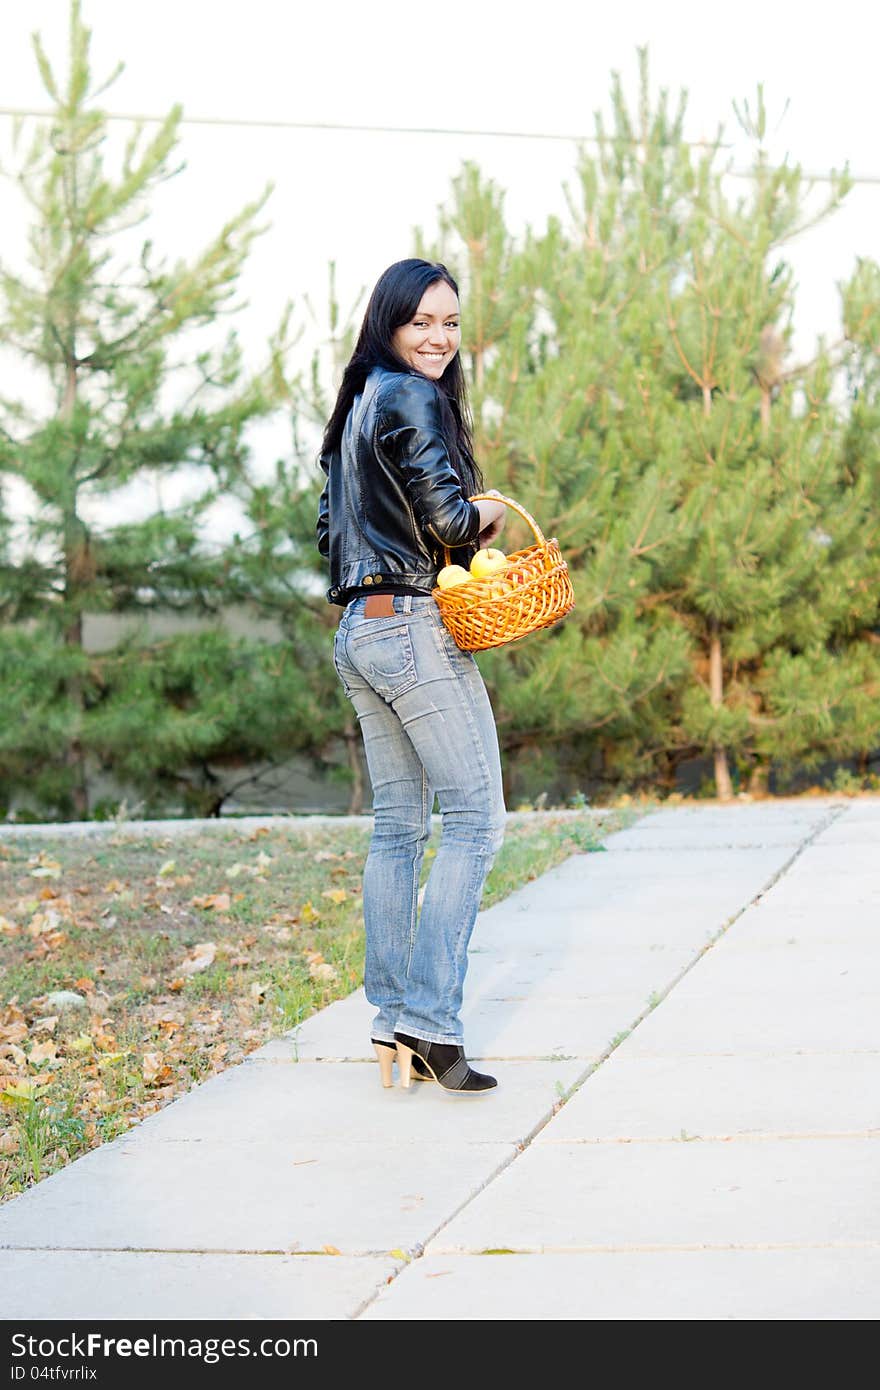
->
[[316, 258, 508, 1094]]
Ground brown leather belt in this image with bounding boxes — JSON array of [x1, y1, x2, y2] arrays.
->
[[364, 594, 395, 617]]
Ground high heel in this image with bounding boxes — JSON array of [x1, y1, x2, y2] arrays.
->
[[394, 1032, 497, 1094], [372, 1039, 396, 1088], [370, 1038, 433, 1087]]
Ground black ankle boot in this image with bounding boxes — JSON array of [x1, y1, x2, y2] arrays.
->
[[393, 1032, 497, 1093]]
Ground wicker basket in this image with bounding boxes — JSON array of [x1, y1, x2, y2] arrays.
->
[[432, 493, 575, 652]]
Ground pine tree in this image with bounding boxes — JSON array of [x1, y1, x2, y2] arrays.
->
[[649, 86, 872, 797], [0, 1, 291, 817]]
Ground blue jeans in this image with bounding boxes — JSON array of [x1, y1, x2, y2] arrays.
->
[[333, 594, 506, 1044]]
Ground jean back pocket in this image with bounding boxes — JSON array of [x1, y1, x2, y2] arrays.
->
[[347, 622, 418, 700]]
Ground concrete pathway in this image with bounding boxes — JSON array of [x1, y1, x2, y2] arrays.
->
[[1, 796, 877, 1320]]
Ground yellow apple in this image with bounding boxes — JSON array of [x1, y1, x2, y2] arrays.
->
[[487, 579, 513, 599], [436, 564, 471, 590], [470, 548, 508, 580]]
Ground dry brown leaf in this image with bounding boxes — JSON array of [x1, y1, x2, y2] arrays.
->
[[30, 1016, 59, 1035], [28, 852, 61, 879], [178, 942, 217, 976], [309, 962, 339, 984], [191, 893, 231, 912], [0, 1022, 28, 1046], [0, 1130, 18, 1154], [0, 915, 20, 937], [90, 1022, 117, 1051], [142, 1052, 167, 1084], [74, 977, 95, 993], [322, 1244, 341, 1255], [29, 1040, 58, 1065]]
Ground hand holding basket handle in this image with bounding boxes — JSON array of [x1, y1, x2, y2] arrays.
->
[[432, 492, 575, 652]]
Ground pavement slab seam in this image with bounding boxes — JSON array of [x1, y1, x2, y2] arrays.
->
[[351, 800, 850, 1317], [420, 1240, 880, 1255]]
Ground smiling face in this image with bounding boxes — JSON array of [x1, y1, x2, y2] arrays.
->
[[391, 279, 461, 380]]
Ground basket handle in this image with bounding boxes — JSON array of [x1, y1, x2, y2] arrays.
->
[[443, 492, 547, 566]]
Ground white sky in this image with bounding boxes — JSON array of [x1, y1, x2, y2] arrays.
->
[[1, 0, 878, 540]]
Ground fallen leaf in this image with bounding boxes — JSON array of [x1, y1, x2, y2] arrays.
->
[[0, 1130, 17, 1154], [90, 1023, 117, 1051], [0, 1022, 28, 1046], [67, 1035, 94, 1054], [157, 860, 176, 877], [309, 962, 339, 984], [32, 1017, 60, 1036], [191, 893, 231, 912], [321, 888, 348, 905], [28, 1041, 58, 1066], [97, 1051, 129, 1067], [1, 1078, 53, 1105], [300, 901, 321, 923], [142, 1052, 171, 1085], [178, 942, 217, 976], [322, 1244, 341, 1255]]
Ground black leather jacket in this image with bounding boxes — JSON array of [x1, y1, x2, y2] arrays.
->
[[316, 366, 482, 606]]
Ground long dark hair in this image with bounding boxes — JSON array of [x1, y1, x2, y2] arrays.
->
[[320, 258, 483, 494]]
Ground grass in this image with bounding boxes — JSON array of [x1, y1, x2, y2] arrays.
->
[[0, 804, 635, 1201]]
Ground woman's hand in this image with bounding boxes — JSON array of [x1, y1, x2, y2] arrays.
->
[[479, 513, 506, 547]]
